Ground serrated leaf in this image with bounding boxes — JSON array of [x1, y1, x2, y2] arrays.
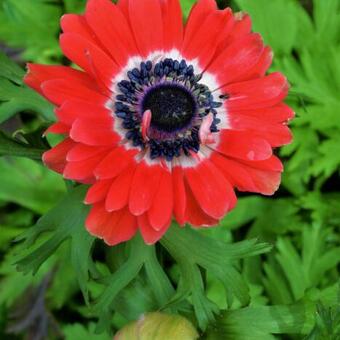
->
[[16, 185, 95, 302], [94, 235, 174, 333], [161, 226, 272, 329], [263, 224, 340, 306], [310, 133, 340, 179], [206, 303, 315, 339]]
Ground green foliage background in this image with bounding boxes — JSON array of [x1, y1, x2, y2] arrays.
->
[[0, 0, 339, 339]]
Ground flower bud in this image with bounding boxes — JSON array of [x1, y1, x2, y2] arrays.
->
[[114, 312, 199, 340]]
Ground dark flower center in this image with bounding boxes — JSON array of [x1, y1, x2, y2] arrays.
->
[[142, 84, 196, 132], [114, 58, 225, 161]]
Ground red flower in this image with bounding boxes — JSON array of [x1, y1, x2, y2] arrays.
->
[[25, 0, 293, 245]]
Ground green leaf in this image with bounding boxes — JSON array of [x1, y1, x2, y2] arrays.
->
[[0, 156, 65, 213], [310, 132, 340, 179], [0, 207, 33, 250], [306, 297, 340, 340], [219, 196, 266, 231], [263, 224, 340, 306], [0, 245, 52, 308], [63, 323, 111, 340], [63, 0, 87, 14], [94, 235, 174, 333], [300, 192, 340, 227], [275, 238, 307, 301], [161, 226, 272, 329], [46, 244, 79, 310], [313, 0, 340, 45], [0, 51, 24, 82], [281, 127, 319, 195], [0, 0, 62, 63], [0, 131, 47, 160], [0, 52, 54, 122], [206, 303, 315, 339], [15, 185, 95, 302], [235, 0, 299, 55]]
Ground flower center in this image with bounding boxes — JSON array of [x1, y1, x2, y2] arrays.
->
[[142, 84, 196, 132], [114, 58, 225, 161]]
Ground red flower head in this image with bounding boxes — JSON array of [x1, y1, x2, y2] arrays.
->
[[25, 0, 293, 245]]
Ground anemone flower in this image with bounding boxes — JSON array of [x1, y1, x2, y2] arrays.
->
[[25, 0, 293, 245]]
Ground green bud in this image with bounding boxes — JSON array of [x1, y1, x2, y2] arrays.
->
[[114, 312, 199, 340]]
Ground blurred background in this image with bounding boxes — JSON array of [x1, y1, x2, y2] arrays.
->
[[0, 0, 339, 339]]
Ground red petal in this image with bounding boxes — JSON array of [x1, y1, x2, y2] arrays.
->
[[184, 160, 236, 219], [56, 100, 111, 125], [243, 46, 273, 80], [240, 156, 284, 172], [228, 13, 252, 43], [60, 33, 119, 89], [67, 144, 108, 162], [172, 166, 186, 226], [70, 117, 119, 146], [215, 130, 272, 161], [129, 161, 163, 216], [224, 72, 289, 110], [24, 64, 94, 96], [117, 0, 129, 17], [216, 13, 252, 52], [243, 167, 281, 195], [42, 138, 75, 173], [41, 79, 108, 106], [61, 14, 97, 44], [63, 153, 106, 181], [184, 181, 219, 227], [207, 33, 264, 85], [184, 0, 217, 47], [161, 0, 183, 50], [86, 203, 111, 235], [87, 204, 137, 244], [229, 103, 295, 122], [105, 164, 136, 212], [85, 179, 113, 204], [211, 153, 282, 195], [45, 122, 70, 135], [104, 207, 138, 246], [85, 0, 138, 67], [129, 0, 163, 57], [138, 214, 169, 244], [182, 10, 229, 69], [210, 152, 257, 192], [148, 168, 173, 231], [94, 147, 137, 179], [229, 115, 293, 147]]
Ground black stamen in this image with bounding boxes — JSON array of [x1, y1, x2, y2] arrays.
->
[[219, 94, 230, 100]]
